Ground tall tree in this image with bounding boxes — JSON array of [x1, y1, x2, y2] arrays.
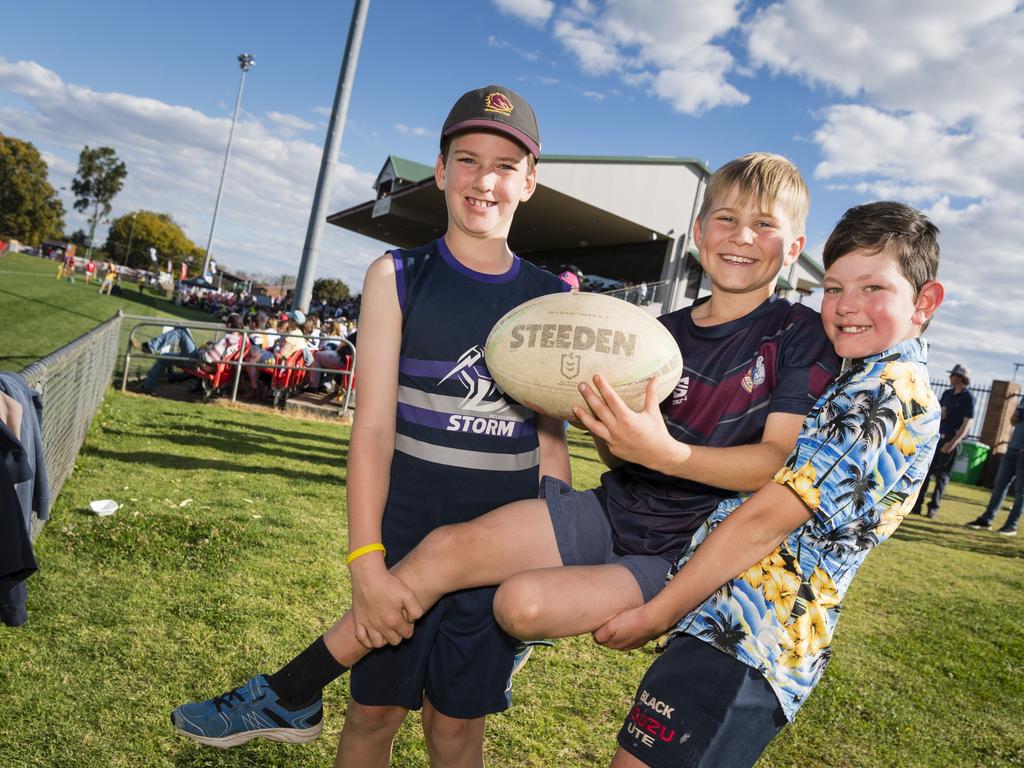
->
[[0, 132, 65, 245], [312, 277, 351, 305], [71, 145, 126, 257], [104, 210, 203, 273]]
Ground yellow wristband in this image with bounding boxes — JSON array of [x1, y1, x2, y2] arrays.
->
[[347, 542, 386, 566]]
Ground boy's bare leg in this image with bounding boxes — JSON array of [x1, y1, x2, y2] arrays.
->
[[334, 702, 406, 768], [324, 497, 647, 665], [493, 564, 645, 640], [421, 699, 486, 768]]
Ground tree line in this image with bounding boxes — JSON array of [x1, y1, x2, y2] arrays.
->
[[1, 131, 351, 299]]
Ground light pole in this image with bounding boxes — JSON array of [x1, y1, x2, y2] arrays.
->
[[292, 0, 370, 312], [125, 212, 139, 264], [202, 53, 254, 280]]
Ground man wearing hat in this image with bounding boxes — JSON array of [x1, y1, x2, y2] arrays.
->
[[911, 363, 975, 517]]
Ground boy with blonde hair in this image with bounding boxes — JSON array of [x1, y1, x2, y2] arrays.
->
[[598, 201, 944, 767]]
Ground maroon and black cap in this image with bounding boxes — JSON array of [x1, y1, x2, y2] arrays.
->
[[441, 85, 541, 160]]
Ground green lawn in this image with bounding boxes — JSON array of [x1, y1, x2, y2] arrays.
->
[[0, 251, 212, 372], [2, 264, 1023, 766], [0, 392, 1021, 767]]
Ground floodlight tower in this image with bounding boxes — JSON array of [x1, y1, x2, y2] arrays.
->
[[202, 52, 255, 280]]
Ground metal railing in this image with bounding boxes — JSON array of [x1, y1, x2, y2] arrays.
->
[[600, 280, 669, 307], [20, 311, 124, 539], [120, 316, 356, 412]]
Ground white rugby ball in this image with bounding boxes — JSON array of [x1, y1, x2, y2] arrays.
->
[[484, 292, 683, 421]]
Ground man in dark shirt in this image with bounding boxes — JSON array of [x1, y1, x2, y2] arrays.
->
[[912, 363, 975, 517]]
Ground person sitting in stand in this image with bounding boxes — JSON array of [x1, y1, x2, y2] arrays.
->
[[131, 314, 244, 394]]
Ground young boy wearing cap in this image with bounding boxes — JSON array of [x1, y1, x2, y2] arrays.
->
[[172, 85, 570, 766], [172, 152, 839, 760], [909, 361, 974, 517], [598, 202, 944, 768]]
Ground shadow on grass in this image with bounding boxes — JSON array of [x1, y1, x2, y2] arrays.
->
[[97, 426, 347, 465], [79, 447, 346, 484], [896, 517, 1023, 560], [128, 410, 351, 447]]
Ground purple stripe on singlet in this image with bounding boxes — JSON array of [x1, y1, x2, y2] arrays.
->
[[391, 251, 407, 311], [437, 237, 521, 284], [397, 402, 534, 437], [399, 357, 488, 379]]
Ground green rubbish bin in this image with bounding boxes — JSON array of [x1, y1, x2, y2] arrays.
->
[[951, 440, 989, 485]]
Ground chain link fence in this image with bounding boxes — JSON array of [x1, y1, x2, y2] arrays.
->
[[20, 311, 124, 539]]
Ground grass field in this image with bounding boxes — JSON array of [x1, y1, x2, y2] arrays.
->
[[2, 257, 1023, 766], [0, 251, 212, 372]]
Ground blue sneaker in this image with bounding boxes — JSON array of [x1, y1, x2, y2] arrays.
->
[[171, 675, 322, 748], [510, 640, 555, 677]]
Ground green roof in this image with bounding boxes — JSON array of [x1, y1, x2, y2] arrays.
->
[[387, 156, 434, 183]]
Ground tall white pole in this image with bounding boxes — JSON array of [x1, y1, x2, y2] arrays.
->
[[292, 0, 370, 312], [202, 53, 254, 279]]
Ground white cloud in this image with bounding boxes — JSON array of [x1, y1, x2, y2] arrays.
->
[[551, 0, 747, 113], [747, 0, 1023, 124], [744, 1, 1024, 385], [486, 35, 542, 62], [394, 123, 431, 138], [266, 110, 315, 135], [492, 0, 555, 26], [0, 57, 381, 291]]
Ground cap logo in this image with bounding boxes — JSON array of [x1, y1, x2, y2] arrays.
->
[[484, 92, 514, 116]]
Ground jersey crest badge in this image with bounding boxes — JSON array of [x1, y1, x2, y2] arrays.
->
[[742, 355, 766, 393]]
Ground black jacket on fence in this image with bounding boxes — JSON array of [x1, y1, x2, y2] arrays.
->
[[0, 372, 50, 627]]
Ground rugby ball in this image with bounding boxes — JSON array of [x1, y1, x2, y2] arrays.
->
[[484, 292, 683, 421]]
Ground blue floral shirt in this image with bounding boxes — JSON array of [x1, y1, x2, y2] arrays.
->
[[664, 338, 940, 721]]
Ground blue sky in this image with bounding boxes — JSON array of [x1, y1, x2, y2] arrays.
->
[[2, 0, 1023, 388]]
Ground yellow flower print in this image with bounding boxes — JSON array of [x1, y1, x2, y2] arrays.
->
[[881, 362, 934, 413], [763, 561, 802, 624], [774, 466, 795, 484], [786, 602, 831, 659], [782, 462, 821, 510], [809, 567, 840, 609], [874, 494, 915, 537], [740, 562, 766, 588], [777, 624, 804, 668], [888, 416, 918, 457]]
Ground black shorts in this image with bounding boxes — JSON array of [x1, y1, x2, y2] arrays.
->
[[618, 635, 787, 768], [541, 476, 674, 602], [349, 586, 516, 719]]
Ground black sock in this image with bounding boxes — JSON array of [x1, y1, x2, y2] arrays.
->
[[267, 636, 348, 710]]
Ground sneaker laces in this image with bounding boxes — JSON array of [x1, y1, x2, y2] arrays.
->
[[212, 685, 251, 712]]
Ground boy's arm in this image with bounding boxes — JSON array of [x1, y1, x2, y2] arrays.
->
[[346, 255, 424, 649], [536, 414, 571, 484], [575, 376, 803, 492], [593, 482, 811, 649]]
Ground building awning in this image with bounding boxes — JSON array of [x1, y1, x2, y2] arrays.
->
[[327, 178, 670, 254]]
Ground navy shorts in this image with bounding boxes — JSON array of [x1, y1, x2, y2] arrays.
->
[[618, 635, 787, 768], [349, 586, 516, 719], [541, 476, 674, 602]]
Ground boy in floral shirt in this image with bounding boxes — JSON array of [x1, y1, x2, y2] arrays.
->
[[595, 201, 945, 768]]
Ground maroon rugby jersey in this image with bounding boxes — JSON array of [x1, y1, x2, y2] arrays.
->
[[600, 295, 839, 558]]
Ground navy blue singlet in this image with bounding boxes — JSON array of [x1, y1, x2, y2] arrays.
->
[[382, 238, 566, 561]]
